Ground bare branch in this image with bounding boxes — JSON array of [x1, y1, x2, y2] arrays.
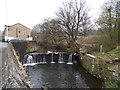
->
[[56, 0, 91, 42]]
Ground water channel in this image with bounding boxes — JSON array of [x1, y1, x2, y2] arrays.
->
[[26, 64, 103, 88], [24, 53, 103, 88]]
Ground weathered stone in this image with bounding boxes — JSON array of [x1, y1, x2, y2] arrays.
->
[[80, 52, 119, 88], [2, 43, 33, 88]]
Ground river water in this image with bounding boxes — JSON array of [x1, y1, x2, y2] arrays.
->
[[26, 63, 103, 88]]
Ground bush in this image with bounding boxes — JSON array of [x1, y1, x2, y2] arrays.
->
[[53, 43, 67, 52], [26, 49, 35, 53], [97, 30, 119, 52]]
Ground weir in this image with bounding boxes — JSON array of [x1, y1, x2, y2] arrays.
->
[[23, 53, 74, 66], [51, 53, 55, 63], [58, 53, 64, 63], [67, 54, 73, 64]]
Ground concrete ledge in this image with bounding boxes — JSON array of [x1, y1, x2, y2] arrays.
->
[[86, 54, 96, 59]]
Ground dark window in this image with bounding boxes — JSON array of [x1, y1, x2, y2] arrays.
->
[[19, 31, 21, 33], [27, 35, 29, 38]]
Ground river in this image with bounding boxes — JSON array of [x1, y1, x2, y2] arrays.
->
[[26, 63, 103, 88]]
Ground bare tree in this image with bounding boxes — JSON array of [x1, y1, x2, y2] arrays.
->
[[37, 19, 64, 44], [33, 24, 41, 32], [31, 19, 67, 52], [56, 0, 90, 46], [81, 16, 93, 36]]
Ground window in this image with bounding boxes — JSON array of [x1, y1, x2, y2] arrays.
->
[[19, 31, 21, 33]]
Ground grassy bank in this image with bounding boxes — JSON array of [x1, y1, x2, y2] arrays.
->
[[94, 49, 119, 88], [93, 49, 120, 62], [80, 48, 119, 88]]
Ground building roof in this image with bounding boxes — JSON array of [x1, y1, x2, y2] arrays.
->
[[5, 23, 31, 30]]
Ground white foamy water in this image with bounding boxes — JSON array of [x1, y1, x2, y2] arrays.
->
[[67, 62, 73, 64], [51, 62, 55, 63], [23, 63, 38, 66]]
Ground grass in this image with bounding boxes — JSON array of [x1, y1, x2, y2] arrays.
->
[[93, 49, 120, 61], [108, 49, 120, 55], [108, 80, 120, 88], [26, 49, 36, 53]]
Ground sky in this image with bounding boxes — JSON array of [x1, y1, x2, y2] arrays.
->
[[0, 0, 106, 31]]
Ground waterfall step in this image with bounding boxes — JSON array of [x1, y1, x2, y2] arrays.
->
[[39, 62, 47, 64], [51, 62, 55, 63], [24, 53, 74, 66], [58, 62, 64, 63], [23, 62, 74, 66], [67, 62, 73, 64], [23, 63, 38, 66]]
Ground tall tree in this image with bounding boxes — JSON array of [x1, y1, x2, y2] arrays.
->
[[96, 0, 120, 51], [38, 19, 64, 44], [56, 0, 90, 46]]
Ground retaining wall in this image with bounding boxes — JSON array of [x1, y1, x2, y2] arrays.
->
[[80, 52, 119, 88], [11, 41, 38, 62], [2, 43, 32, 88]]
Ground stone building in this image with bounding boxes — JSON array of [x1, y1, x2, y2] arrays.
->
[[3, 23, 32, 41]]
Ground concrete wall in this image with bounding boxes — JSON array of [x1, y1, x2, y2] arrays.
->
[[2, 43, 32, 88], [80, 52, 119, 88]]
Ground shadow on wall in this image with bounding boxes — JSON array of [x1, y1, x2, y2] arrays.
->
[[11, 41, 38, 62]]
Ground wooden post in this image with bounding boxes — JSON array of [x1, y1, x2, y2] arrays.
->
[[100, 45, 103, 53]]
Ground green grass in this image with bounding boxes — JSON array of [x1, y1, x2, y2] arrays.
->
[[59, 39, 66, 43], [93, 49, 119, 61], [108, 49, 120, 55], [26, 49, 36, 53], [109, 80, 120, 88]]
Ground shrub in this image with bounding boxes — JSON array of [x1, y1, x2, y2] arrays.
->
[[26, 49, 35, 53], [96, 29, 119, 52]]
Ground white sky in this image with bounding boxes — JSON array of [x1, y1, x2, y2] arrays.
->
[[0, 0, 106, 31]]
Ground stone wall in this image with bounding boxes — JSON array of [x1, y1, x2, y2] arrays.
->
[[4, 23, 32, 40], [2, 43, 32, 88], [80, 52, 119, 88], [11, 41, 38, 63]]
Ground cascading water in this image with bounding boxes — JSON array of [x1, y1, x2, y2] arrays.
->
[[23, 55, 37, 66], [34, 54, 38, 65], [51, 53, 55, 63], [58, 53, 64, 63], [43, 55, 47, 63], [67, 54, 73, 64], [27, 55, 33, 63], [23, 53, 74, 66], [39, 54, 43, 64]]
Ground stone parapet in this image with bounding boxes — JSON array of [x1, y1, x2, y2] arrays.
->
[[2, 43, 32, 88]]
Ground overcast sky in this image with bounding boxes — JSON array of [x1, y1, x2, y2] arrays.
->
[[0, 0, 106, 31]]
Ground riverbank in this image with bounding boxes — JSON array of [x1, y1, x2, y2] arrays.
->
[[10, 41, 119, 88], [80, 50, 119, 88]]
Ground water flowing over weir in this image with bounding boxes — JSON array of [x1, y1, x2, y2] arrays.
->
[[23, 52, 103, 88], [67, 54, 73, 64], [51, 53, 55, 63], [23, 53, 74, 66], [58, 53, 64, 63]]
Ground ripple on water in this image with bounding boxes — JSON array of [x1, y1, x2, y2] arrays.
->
[[27, 64, 103, 88]]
